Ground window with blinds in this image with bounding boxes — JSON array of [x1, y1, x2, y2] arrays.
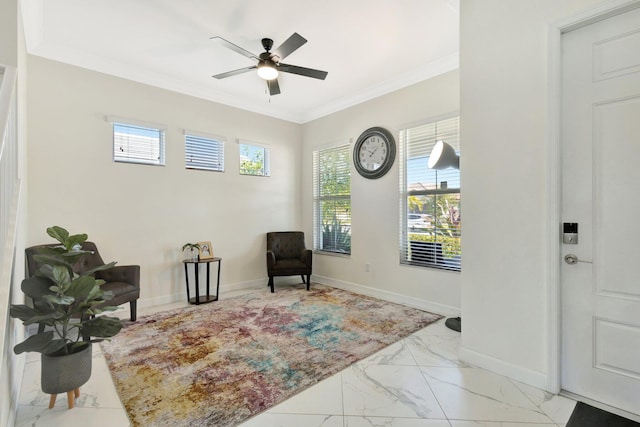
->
[[399, 116, 461, 271], [113, 122, 165, 166], [185, 132, 225, 172], [239, 143, 270, 176], [313, 143, 351, 255]]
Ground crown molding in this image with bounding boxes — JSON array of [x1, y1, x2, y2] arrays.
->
[[23, 24, 458, 125], [300, 53, 459, 123]]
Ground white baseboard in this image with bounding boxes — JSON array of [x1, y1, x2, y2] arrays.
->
[[136, 276, 304, 308], [459, 345, 549, 391], [133, 275, 459, 322], [312, 274, 460, 317]]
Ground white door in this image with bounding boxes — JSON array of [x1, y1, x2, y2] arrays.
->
[[561, 6, 640, 417]]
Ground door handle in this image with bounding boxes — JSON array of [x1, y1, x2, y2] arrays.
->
[[564, 254, 592, 265]]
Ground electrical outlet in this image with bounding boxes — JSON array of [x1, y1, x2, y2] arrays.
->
[[365, 263, 370, 272]]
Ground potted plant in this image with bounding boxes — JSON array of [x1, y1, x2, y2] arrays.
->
[[181, 242, 200, 260], [10, 226, 123, 407]]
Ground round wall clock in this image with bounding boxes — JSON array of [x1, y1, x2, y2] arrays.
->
[[353, 127, 396, 179]]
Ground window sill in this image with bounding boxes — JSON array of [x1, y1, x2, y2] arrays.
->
[[314, 250, 351, 259], [400, 260, 460, 272]]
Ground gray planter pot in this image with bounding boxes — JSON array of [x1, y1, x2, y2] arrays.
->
[[41, 343, 92, 394]]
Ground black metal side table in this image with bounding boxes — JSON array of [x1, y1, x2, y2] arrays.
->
[[182, 257, 221, 304]]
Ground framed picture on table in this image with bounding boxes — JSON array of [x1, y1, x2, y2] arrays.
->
[[198, 241, 214, 260]]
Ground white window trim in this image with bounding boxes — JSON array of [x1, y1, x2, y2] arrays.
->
[[238, 139, 271, 177], [184, 129, 226, 172], [105, 115, 167, 131], [108, 116, 166, 166], [313, 140, 352, 255], [184, 129, 226, 142], [399, 113, 461, 272]]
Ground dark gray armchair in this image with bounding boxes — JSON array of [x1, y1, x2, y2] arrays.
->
[[26, 242, 140, 326], [266, 231, 312, 293]]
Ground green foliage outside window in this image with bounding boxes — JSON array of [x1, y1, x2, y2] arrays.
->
[[314, 144, 351, 254], [240, 144, 268, 176], [407, 193, 461, 258]]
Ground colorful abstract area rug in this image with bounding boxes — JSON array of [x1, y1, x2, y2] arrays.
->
[[101, 284, 442, 426]]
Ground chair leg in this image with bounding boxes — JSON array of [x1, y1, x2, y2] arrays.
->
[[268, 276, 274, 293], [306, 274, 311, 290], [301, 275, 305, 284], [130, 300, 137, 322]]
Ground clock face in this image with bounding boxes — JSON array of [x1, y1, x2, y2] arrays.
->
[[358, 136, 388, 171], [353, 127, 396, 179]]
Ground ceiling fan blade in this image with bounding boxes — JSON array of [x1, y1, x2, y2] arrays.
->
[[267, 79, 281, 96], [212, 66, 256, 79], [278, 63, 328, 80], [210, 36, 259, 61], [272, 33, 307, 61]]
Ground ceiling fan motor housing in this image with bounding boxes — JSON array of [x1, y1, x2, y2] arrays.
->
[[261, 38, 274, 52]]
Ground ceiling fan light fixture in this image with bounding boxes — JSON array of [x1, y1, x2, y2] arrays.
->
[[257, 61, 278, 80]]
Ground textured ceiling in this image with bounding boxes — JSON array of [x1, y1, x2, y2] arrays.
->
[[21, 0, 459, 123]]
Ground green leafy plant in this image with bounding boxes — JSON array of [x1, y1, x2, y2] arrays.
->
[[10, 226, 123, 356], [408, 233, 461, 258], [181, 242, 200, 260], [181, 242, 201, 251], [322, 216, 351, 253]]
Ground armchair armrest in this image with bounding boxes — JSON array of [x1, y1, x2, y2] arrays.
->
[[266, 250, 276, 270], [95, 265, 140, 286], [302, 249, 312, 268]]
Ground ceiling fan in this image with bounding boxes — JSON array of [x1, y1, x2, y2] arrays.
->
[[211, 33, 328, 96]]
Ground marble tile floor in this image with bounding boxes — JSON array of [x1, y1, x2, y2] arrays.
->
[[15, 292, 577, 427]]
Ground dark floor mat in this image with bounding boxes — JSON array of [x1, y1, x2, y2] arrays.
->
[[567, 402, 640, 427]]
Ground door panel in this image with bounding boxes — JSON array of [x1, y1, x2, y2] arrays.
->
[[593, 30, 640, 81], [561, 6, 640, 416], [595, 97, 640, 299], [594, 318, 640, 379]]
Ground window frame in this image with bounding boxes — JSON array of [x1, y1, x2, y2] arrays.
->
[[108, 116, 166, 166], [313, 142, 352, 256], [399, 114, 461, 271], [238, 141, 271, 177], [184, 130, 226, 172]]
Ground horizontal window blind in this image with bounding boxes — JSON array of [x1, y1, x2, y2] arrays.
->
[[239, 143, 270, 176], [400, 116, 461, 271], [185, 133, 225, 172], [113, 122, 164, 166], [313, 143, 351, 254]]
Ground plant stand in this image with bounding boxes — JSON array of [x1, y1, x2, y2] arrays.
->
[[48, 387, 81, 409]]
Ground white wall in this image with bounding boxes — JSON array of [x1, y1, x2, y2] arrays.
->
[[302, 70, 461, 315], [459, 0, 611, 389], [27, 56, 303, 306], [0, 0, 17, 67], [1, 0, 29, 424]]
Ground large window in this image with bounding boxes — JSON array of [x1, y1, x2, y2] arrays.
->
[[112, 120, 165, 166], [185, 131, 225, 172], [400, 116, 460, 271], [313, 143, 351, 255], [239, 142, 270, 176]]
